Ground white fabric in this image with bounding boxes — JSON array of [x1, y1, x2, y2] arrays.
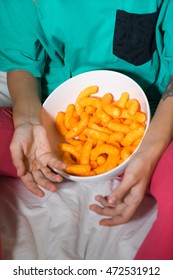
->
[[0, 176, 157, 260], [0, 72, 12, 107]]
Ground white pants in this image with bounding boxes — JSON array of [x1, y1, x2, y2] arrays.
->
[[0, 72, 12, 107]]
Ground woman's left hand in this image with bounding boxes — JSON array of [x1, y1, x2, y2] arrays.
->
[[89, 151, 152, 226]]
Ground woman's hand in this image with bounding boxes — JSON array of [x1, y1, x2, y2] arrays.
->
[[89, 151, 153, 226], [10, 123, 65, 197]]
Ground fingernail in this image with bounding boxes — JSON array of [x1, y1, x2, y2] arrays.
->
[[108, 197, 116, 205], [99, 221, 106, 226], [56, 175, 63, 182]]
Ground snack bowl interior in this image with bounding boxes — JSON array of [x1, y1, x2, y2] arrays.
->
[[42, 70, 151, 182]]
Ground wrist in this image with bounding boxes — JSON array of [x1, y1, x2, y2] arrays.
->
[[7, 70, 42, 128], [12, 103, 42, 128], [137, 137, 168, 168]]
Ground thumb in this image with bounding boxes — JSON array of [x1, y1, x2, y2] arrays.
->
[[10, 145, 26, 177], [108, 174, 135, 205]]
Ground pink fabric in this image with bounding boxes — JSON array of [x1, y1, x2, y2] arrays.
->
[[0, 237, 2, 260], [0, 107, 17, 177], [135, 140, 173, 260]]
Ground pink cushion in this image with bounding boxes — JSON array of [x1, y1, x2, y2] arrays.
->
[[135, 140, 173, 260], [0, 237, 2, 260], [0, 107, 17, 177]]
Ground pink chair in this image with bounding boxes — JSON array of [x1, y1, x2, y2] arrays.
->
[[0, 107, 17, 177], [0, 236, 2, 260], [135, 140, 173, 260]]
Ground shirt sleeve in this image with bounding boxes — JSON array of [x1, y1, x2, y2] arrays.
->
[[160, 0, 173, 75], [0, 0, 46, 78]]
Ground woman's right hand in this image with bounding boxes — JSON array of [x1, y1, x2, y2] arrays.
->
[[10, 122, 65, 197]]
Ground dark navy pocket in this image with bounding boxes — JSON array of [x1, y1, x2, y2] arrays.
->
[[113, 10, 159, 66]]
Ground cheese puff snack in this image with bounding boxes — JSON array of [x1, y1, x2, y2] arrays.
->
[[102, 93, 114, 104], [55, 85, 147, 176], [75, 85, 99, 115], [56, 112, 68, 136], [65, 112, 90, 139], [126, 99, 140, 116], [64, 104, 75, 129]]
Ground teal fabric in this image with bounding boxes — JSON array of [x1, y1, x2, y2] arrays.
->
[[0, 0, 173, 114]]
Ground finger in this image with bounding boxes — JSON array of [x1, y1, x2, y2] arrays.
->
[[99, 203, 139, 226], [100, 187, 144, 226], [94, 195, 113, 207], [21, 172, 45, 197], [89, 202, 125, 217], [99, 216, 125, 226], [107, 173, 136, 205], [47, 157, 66, 171], [94, 194, 123, 208], [10, 143, 26, 177], [31, 169, 58, 192], [41, 166, 63, 183]]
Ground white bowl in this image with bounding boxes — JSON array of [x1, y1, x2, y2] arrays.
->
[[42, 70, 150, 182]]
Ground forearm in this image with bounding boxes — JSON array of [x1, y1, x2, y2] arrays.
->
[[138, 76, 173, 166], [7, 70, 42, 128]]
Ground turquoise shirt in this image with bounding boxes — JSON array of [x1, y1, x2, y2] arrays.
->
[[0, 0, 173, 114]]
